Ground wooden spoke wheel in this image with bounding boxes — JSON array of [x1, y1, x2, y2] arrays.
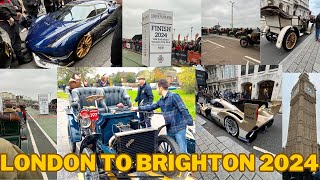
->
[[283, 30, 297, 51], [76, 35, 93, 59]]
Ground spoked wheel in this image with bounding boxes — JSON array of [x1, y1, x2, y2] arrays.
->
[[240, 38, 249, 48], [282, 30, 297, 51], [76, 35, 93, 59], [68, 126, 76, 153], [83, 147, 100, 180], [225, 117, 239, 137], [158, 135, 180, 177]]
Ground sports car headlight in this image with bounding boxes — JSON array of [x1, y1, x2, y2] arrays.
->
[[48, 31, 76, 48]]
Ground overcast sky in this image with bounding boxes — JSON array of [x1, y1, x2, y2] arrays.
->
[[202, 0, 260, 28], [0, 70, 57, 100], [123, 0, 201, 40], [310, 0, 320, 15], [282, 74, 320, 147]]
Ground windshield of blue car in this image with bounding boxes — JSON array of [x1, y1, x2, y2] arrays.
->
[[53, 5, 97, 21]]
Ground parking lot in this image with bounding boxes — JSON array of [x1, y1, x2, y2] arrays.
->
[[202, 35, 260, 65]]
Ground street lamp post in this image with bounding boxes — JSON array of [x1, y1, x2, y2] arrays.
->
[[191, 27, 193, 41], [230, 1, 235, 31]]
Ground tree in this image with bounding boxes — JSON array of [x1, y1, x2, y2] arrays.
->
[[137, 70, 152, 83], [111, 72, 122, 86], [178, 67, 195, 94], [153, 68, 166, 82], [57, 67, 96, 85], [126, 72, 136, 83]]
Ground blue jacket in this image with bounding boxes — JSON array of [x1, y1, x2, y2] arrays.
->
[[135, 83, 153, 105], [139, 91, 194, 134]]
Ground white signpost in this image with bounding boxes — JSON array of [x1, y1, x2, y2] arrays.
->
[[38, 94, 49, 115], [142, 9, 173, 67]]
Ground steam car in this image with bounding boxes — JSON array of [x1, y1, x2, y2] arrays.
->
[[25, 0, 117, 68], [197, 99, 274, 142]]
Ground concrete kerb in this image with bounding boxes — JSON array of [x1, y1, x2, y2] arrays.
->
[[195, 121, 282, 180], [280, 32, 315, 72]]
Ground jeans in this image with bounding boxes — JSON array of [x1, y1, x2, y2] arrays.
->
[[168, 128, 187, 153], [316, 28, 320, 40]]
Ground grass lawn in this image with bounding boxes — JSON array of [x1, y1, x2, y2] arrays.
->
[[26, 107, 57, 143], [127, 90, 195, 119], [58, 90, 196, 119]]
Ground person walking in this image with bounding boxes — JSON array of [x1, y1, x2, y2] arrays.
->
[[131, 79, 194, 153], [315, 12, 320, 41], [86, 0, 122, 67], [44, 0, 54, 13], [134, 76, 153, 128], [23, 0, 39, 20]]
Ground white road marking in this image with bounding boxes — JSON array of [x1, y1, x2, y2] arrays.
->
[[206, 40, 225, 48], [26, 121, 49, 180], [244, 56, 261, 63], [253, 146, 276, 157], [202, 40, 208, 43], [27, 112, 57, 149], [243, 58, 255, 65], [202, 52, 208, 55]]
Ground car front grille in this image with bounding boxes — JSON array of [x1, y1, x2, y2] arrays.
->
[[115, 128, 158, 161]]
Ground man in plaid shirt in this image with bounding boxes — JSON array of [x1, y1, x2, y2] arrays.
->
[[131, 79, 193, 153]]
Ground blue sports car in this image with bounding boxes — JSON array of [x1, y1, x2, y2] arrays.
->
[[25, 0, 117, 68]]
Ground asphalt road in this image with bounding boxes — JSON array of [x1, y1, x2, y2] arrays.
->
[[26, 112, 57, 180], [202, 35, 260, 65], [16, 31, 114, 69], [260, 34, 308, 65], [197, 113, 282, 157]]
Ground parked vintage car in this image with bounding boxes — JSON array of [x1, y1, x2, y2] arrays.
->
[[26, 0, 117, 68], [196, 98, 274, 142], [1, 110, 28, 153], [66, 86, 195, 179], [240, 28, 260, 48], [261, 5, 314, 51]]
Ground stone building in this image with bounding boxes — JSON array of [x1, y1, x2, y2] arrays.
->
[[237, 65, 282, 101], [204, 65, 238, 94], [261, 0, 310, 18]]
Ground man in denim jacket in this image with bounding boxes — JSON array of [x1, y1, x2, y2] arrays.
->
[[131, 79, 193, 153]]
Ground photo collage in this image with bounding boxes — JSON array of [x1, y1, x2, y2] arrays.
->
[[0, 0, 319, 180]]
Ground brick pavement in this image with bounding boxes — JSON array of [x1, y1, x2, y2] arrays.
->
[[195, 121, 282, 180], [280, 31, 320, 73]]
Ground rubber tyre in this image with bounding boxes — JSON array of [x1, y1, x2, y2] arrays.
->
[[158, 135, 180, 178], [68, 126, 76, 153], [225, 117, 239, 137], [282, 30, 297, 52], [83, 147, 100, 180], [240, 38, 249, 48]]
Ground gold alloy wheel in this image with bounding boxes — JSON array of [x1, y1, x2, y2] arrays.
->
[[286, 32, 297, 50], [76, 35, 93, 59]]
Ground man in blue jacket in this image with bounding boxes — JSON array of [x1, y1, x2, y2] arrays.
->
[[131, 79, 193, 153], [134, 76, 153, 128]]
